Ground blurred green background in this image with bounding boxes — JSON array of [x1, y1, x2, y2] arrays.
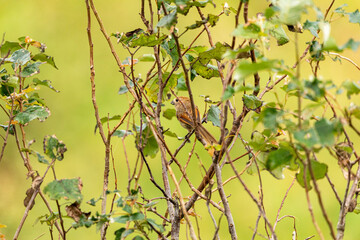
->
[[1, 0, 360, 239]]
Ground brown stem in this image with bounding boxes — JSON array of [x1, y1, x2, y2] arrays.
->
[[13, 160, 56, 240], [85, 1, 111, 238], [214, 163, 237, 239]]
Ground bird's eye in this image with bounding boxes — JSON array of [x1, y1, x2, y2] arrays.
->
[[175, 99, 178, 102]]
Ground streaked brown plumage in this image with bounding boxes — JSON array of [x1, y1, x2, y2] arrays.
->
[[171, 96, 217, 147]]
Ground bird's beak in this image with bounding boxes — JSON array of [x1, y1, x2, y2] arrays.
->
[[171, 100, 175, 105]]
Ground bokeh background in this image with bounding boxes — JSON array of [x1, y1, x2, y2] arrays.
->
[[1, 0, 360, 239]]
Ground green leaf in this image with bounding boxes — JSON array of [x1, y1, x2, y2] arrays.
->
[[32, 53, 58, 69], [0, 41, 22, 57], [176, 75, 187, 91], [303, 20, 319, 37], [275, 0, 313, 25], [190, 43, 228, 79], [309, 40, 325, 61], [43, 135, 67, 161], [186, 20, 204, 30], [161, 37, 180, 67], [348, 9, 360, 24], [113, 215, 129, 224], [14, 105, 50, 124], [157, 10, 177, 29], [43, 178, 83, 202], [296, 160, 328, 189], [342, 80, 360, 98], [130, 34, 167, 47], [243, 94, 262, 110], [175, 0, 215, 15], [163, 130, 178, 138], [136, 126, 159, 158], [261, 107, 284, 132], [114, 30, 167, 48], [191, 61, 220, 79], [8, 49, 31, 67], [116, 196, 124, 207], [139, 54, 155, 62], [294, 128, 319, 148], [266, 146, 295, 179], [341, 39, 360, 51], [114, 226, 134, 239], [198, 42, 229, 62], [232, 23, 262, 39], [208, 14, 219, 27], [144, 201, 158, 208], [35, 151, 50, 165], [113, 130, 133, 138], [99, 115, 122, 126], [33, 78, 59, 92], [323, 37, 360, 52], [222, 86, 235, 101], [2, 75, 18, 88], [264, 6, 277, 19], [129, 212, 145, 221], [208, 105, 220, 127], [265, 21, 289, 46], [20, 62, 43, 77], [163, 108, 176, 120], [249, 131, 268, 152], [234, 59, 280, 80], [314, 119, 339, 146], [133, 236, 144, 240], [114, 228, 126, 240], [0, 124, 14, 135], [118, 81, 134, 95], [113, 29, 143, 44], [304, 78, 325, 101], [87, 197, 101, 206], [123, 204, 132, 214], [349, 103, 360, 119], [147, 218, 165, 233], [145, 72, 179, 102], [222, 46, 252, 60], [122, 229, 134, 238], [334, 4, 348, 14]]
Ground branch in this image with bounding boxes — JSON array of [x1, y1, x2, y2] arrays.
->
[[13, 160, 56, 240], [214, 163, 237, 239]]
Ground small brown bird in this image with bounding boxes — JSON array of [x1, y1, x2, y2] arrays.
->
[[171, 96, 217, 148]]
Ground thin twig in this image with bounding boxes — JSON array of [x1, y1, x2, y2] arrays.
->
[[13, 160, 55, 240], [214, 163, 237, 239], [273, 177, 296, 233]]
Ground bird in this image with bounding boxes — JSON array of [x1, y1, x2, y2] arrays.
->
[[171, 96, 217, 149]]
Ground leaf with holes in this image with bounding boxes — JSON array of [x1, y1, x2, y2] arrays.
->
[[14, 105, 50, 124], [43, 178, 83, 202], [20, 62, 43, 77], [43, 135, 67, 161]]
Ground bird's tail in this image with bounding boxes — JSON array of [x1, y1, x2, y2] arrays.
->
[[196, 125, 218, 156]]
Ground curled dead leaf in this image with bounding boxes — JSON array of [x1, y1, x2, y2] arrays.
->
[[23, 188, 35, 210], [65, 202, 90, 222]]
